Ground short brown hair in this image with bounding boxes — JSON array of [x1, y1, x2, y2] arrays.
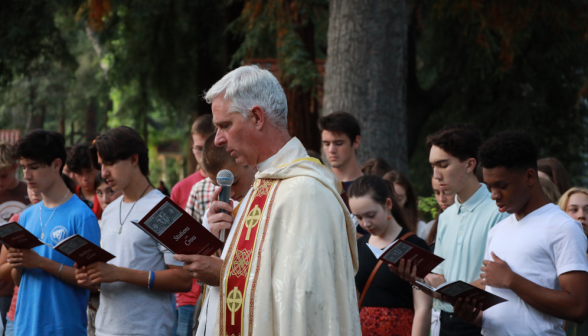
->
[[201, 132, 236, 176], [0, 142, 16, 170], [361, 158, 393, 177], [538, 157, 571, 195], [191, 114, 215, 137], [318, 111, 361, 143], [426, 124, 483, 169], [66, 144, 93, 174], [90, 126, 149, 177]]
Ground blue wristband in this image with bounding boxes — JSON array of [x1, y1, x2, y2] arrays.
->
[[148, 271, 155, 290]]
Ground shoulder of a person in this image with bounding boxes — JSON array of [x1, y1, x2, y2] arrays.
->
[[406, 232, 429, 251], [280, 175, 333, 196], [140, 189, 165, 206], [19, 203, 36, 220], [65, 195, 96, 216]]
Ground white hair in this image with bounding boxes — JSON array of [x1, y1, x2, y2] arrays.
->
[[204, 65, 288, 129]]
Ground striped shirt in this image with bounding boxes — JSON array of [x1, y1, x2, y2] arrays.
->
[[185, 177, 216, 223]]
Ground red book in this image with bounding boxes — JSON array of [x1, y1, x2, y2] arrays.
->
[[53, 234, 115, 267], [367, 238, 444, 279], [415, 280, 507, 311], [131, 196, 223, 256], [0, 222, 43, 249]]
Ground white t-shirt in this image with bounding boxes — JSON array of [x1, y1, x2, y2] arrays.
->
[[417, 219, 432, 240], [482, 204, 588, 336], [96, 189, 183, 336]]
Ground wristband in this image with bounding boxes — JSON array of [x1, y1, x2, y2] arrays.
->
[[148, 271, 155, 290], [58, 264, 64, 279]]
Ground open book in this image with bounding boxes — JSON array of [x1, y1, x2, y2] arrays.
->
[[131, 196, 223, 256], [367, 238, 444, 278], [0, 222, 114, 266], [416, 280, 507, 311], [0, 221, 44, 249]]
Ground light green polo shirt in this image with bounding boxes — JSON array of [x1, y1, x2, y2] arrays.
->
[[432, 184, 508, 312]]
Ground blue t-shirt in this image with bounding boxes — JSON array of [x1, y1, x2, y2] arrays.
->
[[15, 194, 100, 336]]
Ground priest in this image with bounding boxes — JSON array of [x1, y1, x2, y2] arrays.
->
[[174, 65, 361, 336]]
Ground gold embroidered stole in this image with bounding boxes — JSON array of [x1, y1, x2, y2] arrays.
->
[[219, 179, 278, 336]]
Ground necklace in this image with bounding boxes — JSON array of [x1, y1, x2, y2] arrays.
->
[[118, 184, 151, 234], [39, 190, 70, 239]]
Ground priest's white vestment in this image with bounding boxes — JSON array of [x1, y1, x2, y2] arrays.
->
[[196, 137, 361, 336]]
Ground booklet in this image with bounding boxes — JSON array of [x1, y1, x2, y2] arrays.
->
[[53, 234, 115, 267], [0, 222, 114, 266], [367, 238, 444, 278], [415, 280, 507, 311], [0, 221, 44, 249], [131, 196, 224, 256]]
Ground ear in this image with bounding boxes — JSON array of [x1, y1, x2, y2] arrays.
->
[[465, 158, 477, 174], [130, 154, 139, 167], [526, 168, 537, 186], [386, 197, 393, 212], [352, 135, 361, 150], [249, 106, 265, 130], [52, 158, 63, 172]]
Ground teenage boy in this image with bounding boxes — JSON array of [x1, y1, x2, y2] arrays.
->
[[66, 144, 102, 219], [451, 131, 588, 335], [318, 111, 363, 187], [8, 130, 100, 336], [171, 114, 215, 210], [393, 124, 508, 336], [75, 126, 192, 336], [174, 133, 256, 336], [318, 111, 363, 234]]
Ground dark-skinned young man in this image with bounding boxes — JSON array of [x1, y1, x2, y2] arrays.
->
[[451, 131, 588, 335]]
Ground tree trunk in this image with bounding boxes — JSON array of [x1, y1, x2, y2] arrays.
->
[[323, 0, 408, 172], [283, 15, 321, 153], [85, 99, 98, 144], [286, 87, 321, 152]]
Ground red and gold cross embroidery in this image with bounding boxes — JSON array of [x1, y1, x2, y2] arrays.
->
[[220, 179, 277, 336]]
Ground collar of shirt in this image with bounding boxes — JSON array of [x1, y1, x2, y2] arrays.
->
[[256, 137, 299, 173], [455, 183, 489, 214]]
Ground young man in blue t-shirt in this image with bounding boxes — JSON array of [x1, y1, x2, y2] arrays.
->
[[7, 130, 100, 336]]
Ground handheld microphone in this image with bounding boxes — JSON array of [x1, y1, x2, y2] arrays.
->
[[216, 170, 234, 242]]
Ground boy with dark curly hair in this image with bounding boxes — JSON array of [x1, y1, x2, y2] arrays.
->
[[452, 131, 588, 335]]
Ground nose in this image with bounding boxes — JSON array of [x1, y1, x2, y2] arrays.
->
[[328, 144, 337, 153], [23, 169, 32, 181], [215, 131, 226, 147], [432, 168, 442, 181], [101, 167, 109, 178], [578, 209, 586, 220], [490, 188, 500, 201]]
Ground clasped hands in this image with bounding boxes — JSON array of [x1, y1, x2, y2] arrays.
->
[[7, 247, 43, 269], [173, 187, 234, 286]]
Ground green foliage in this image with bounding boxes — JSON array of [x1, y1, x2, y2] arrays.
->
[[410, 0, 588, 195], [229, 0, 328, 90], [0, 0, 79, 86], [418, 195, 438, 222]]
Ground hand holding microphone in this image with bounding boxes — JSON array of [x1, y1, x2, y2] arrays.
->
[[215, 170, 234, 242]]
